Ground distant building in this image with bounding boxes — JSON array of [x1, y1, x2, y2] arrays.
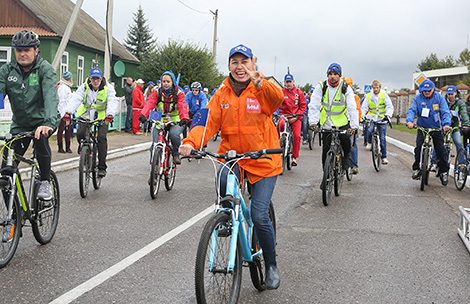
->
[[412, 66, 469, 90]]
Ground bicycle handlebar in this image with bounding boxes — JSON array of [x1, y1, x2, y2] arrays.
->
[[185, 148, 282, 161], [73, 117, 105, 125]]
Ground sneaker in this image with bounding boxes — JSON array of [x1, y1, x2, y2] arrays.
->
[[382, 158, 389, 165], [98, 169, 107, 177], [37, 180, 53, 201], [430, 163, 437, 172], [366, 143, 372, 151], [412, 170, 422, 180], [351, 167, 359, 175], [134, 132, 143, 135], [2, 220, 15, 242], [440, 172, 448, 186], [292, 158, 297, 166], [174, 155, 181, 165], [302, 140, 308, 145]]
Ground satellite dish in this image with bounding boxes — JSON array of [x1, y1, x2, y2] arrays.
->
[[113, 61, 126, 77]]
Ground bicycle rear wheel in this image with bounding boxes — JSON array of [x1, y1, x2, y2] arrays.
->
[[322, 153, 334, 206], [150, 148, 162, 199], [92, 144, 101, 190], [454, 148, 468, 191], [420, 147, 430, 191], [164, 149, 176, 190], [78, 146, 90, 198], [372, 133, 381, 172], [195, 212, 242, 304], [0, 180, 21, 268], [32, 171, 60, 244], [334, 153, 344, 197], [249, 202, 276, 291]]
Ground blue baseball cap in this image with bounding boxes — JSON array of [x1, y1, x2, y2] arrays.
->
[[284, 74, 294, 82], [89, 67, 102, 77], [327, 63, 342, 76], [419, 79, 435, 92], [229, 44, 253, 59], [147, 81, 155, 86], [447, 85, 457, 94], [183, 85, 190, 92], [309, 87, 314, 92]]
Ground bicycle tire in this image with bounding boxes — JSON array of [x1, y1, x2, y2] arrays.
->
[[424, 147, 431, 186], [92, 144, 101, 190], [308, 129, 314, 150], [195, 212, 242, 304], [322, 153, 334, 206], [345, 167, 352, 181], [150, 148, 162, 199], [164, 149, 176, 190], [0, 182, 21, 268], [454, 148, 468, 191], [32, 171, 60, 244], [287, 135, 293, 171], [78, 146, 90, 198], [334, 152, 344, 197], [280, 137, 286, 175], [249, 202, 276, 291], [372, 134, 381, 172], [420, 147, 430, 191]]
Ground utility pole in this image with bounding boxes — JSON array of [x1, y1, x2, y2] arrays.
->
[[52, 0, 84, 71], [210, 9, 218, 64], [104, 0, 114, 81]]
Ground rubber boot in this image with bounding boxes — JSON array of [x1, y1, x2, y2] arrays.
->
[[264, 251, 280, 289], [65, 141, 72, 153], [58, 142, 65, 153]]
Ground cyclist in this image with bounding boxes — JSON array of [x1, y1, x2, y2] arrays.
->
[[406, 79, 451, 185], [308, 63, 359, 175], [343, 77, 361, 175], [183, 85, 190, 95], [464, 94, 470, 147], [430, 85, 470, 171], [57, 71, 74, 153], [361, 80, 394, 165], [302, 87, 314, 145], [64, 67, 118, 178], [278, 73, 307, 166], [179, 44, 284, 290], [139, 70, 189, 165], [184, 82, 207, 138], [0, 29, 60, 200]]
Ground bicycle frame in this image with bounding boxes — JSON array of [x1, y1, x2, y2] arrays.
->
[[151, 119, 175, 175]]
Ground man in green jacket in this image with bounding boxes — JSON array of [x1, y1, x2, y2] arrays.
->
[[0, 30, 59, 200]]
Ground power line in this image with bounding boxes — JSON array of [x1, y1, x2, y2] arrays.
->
[[175, 0, 210, 14]]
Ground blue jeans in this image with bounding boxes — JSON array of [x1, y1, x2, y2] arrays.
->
[[432, 130, 464, 164], [367, 122, 387, 159], [218, 163, 277, 254], [350, 133, 358, 168], [302, 114, 309, 141], [150, 124, 184, 160], [125, 104, 133, 131]]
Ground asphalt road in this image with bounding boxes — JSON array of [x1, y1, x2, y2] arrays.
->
[[1, 134, 469, 304]]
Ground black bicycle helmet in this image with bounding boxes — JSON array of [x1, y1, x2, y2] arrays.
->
[[12, 30, 40, 48]]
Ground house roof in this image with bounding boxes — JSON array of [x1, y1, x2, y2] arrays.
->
[[14, 0, 138, 62]]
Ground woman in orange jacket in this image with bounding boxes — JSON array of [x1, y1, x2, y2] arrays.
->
[[179, 44, 284, 290]]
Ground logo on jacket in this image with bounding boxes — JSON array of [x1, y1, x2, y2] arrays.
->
[[246, 97, 261, 113], [8, 76, 17, 82]]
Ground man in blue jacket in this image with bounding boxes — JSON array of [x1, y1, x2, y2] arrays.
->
[[406, 79, 451, 185]]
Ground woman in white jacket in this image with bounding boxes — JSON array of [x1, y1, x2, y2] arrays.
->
[[57, 71, 74, 153]]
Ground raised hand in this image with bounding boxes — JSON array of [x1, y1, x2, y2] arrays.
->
[[240, 59, 265, 89]]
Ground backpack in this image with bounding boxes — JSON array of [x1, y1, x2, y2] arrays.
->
[[321, 80, 348, 99]]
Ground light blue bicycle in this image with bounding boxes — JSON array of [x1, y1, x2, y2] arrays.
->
[[189, 148, 280, 304]]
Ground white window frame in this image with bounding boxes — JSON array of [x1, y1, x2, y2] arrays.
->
[[77, 55, 84, 86], [60, 51, 69, 77], [0, 47, 12, 67]]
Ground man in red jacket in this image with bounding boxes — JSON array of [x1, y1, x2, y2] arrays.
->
[[132, 79, 145, 135], [279, 73, 307, 166]]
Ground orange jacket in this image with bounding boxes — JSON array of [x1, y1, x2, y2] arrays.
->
[[183, 77, 284, 183], [354, 95, 361, 120]]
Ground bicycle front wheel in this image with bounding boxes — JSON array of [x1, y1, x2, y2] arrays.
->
[[78, 146, 91, 198], [195, 212, 242, 304], [334, 153, 344, 197], [322, 153, 334, 206], [92, 144, 101, 190], [286, 135, 293, 170], [150, 148, 162, 199], [308, 129, 314, 150], [0, 181, 21, 268], [420, 147, 430, 191], [32, 171, 60, 244], [372, 134, 381, 172], [164, 149, 176, 190], [454, 148, 468, 191], [280, 137, 286, 175], [249, 202, 276, 291]]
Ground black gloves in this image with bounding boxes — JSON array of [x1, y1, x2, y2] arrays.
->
[[179, 119, 188, 127]]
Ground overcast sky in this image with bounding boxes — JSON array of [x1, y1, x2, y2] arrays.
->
[[75, 0, 470, 92]]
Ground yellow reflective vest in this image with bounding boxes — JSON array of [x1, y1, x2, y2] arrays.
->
[[76, 80, 108, 119], [367, 91, 386, 118], [319, 80, 348, 127]]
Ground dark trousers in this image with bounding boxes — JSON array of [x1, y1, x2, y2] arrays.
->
[[77, 123, 108, 170], [2, 135, 51, 181], [125, 104, 133, 132], [57, 119, 72, 143], [412, 129, 448, 174], [321, 131, 351, 169]]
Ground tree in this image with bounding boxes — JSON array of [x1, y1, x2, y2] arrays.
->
[[124, 5, 156, 61], [139, 40, 225, 90], [417, 52, 455, 71], [298, 83, 315, 93], [457, 48, 470, 66]]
